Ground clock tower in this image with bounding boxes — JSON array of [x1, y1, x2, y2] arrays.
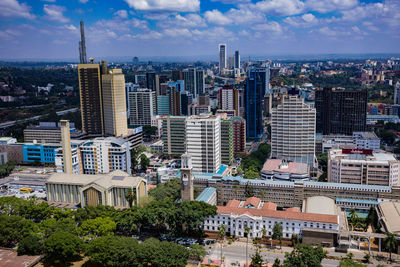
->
[[181, 153, 194, 201]]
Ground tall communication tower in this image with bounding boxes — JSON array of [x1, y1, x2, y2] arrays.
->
[[79, 20, 87, 64]]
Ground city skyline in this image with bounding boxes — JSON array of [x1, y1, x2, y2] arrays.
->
[[0, 0, 399, 60]]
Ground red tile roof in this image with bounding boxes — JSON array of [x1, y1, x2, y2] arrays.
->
[[286, 207, 300, 213], [262, 202, 277, 211], [217, 206, 338, 224], [226, 199, 241, 207], [261, 159, 308, 174], [243, 197, 261, 208]]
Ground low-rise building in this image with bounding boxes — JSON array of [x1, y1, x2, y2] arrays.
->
[[376, 201, 400, 235], [0, 137, 17, 145], [204, 197, 339, 239], [353, 132, 380, 150], [328, 148, 400, 186], [23, 122, 82, 144], [46, 170, 147, 208], [261, 159, 310, 181], [22, 142, 60, 164]]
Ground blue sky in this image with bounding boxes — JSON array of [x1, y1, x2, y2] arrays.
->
[[0, 0, 399, 60]]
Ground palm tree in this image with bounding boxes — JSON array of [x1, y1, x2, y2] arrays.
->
[[233, 185, 239, 199], [218, 224, 226, 265], [245, 226, 251, 266], [384, 232, 398, 262], [349, 208, 359, 231], [125, 187, 136, 208]]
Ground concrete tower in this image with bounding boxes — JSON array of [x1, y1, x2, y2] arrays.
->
[[60, 120, 72, 174], [181, 153, 194, 201], [79, 20, 87, 64]]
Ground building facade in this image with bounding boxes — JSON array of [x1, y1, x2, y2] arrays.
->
[[219, 44, 227, 71], [22, 142, 60, 164], [128, 89, 156, 126], [161, 116, 186, 157], [186, 115, 221, 173], [221, 119, 233, 165], [315, 88, 368, 135], [183, 68, 204, 97], [231, 117, 246, 154], [328, 148, 400, 186], [271, 95, 316, 166], [219, 87, 240, 116]]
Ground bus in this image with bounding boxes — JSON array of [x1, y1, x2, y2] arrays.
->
[[20, 187, 33, 193]]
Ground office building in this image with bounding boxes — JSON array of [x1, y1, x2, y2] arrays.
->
[[245, 67, 267, 138], [228, 56, 234, 69], [79, 20, 87, 64], [316, 132, 380, 155], [78, 62, 104, 135], [128, 89, 156, 126], [124, 127, 143, 150], [394, 82, 400, 105], [221, 119, 233, 165], [55, 139, 84, 174], [219, 44, 227, 71], [171, 70, 183, 81], [328, 148, 400, 186], [219, 86, 240, 116], [353, 132, 380, 150], [24, 122, 80, 144], [22, 142, 60, 164], [157, 95, 170, 115], [204, 197, 339, 239], [102, 68, 128, 137], [261, 159, 310, 181], [161, 116, 186, 157], [231, 117, 246, 154], [216, 110, 236, 118], [168, 80, 185, 116], [0, 143, 23, 164], [188, 104, 211, 115], [234, 50, 240, 69], [135, 74, 146, 88], [180, 91, 193, 116], [46, 170, 147, 208], [376, 201, 400, 235], [146, 72, 159, 92], [183, 68, 204, 97], [315, 88, 368, 135], [186, 115, 221, 173], [126, 83, 139, 120], [271, 95, 316, 166]]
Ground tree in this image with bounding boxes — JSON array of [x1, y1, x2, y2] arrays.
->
[[17, 235, 43, 256], [130, 145, 147, 172], [261, 227, 267, 240], [346, 252, 354, 259], [0, 215, 35, 246], [244, 169, 260, 179], [273, 258, 281, 267], [244, 182, 255, 198], [218, 224, 226, 265], [85, 235, 139, 267], [0, 161, 15, 178], [339, 258, 366, 267], [149, 178, 181, 201], [349, 208, 359, 231], [363, 253, 371, 263], [283, 244, 326, 267], [77, 217, 116, 241], [383, 232, 398, 262], [233, 184, 239, 199], [44, 231, 83, 265], [140, 153, 150, 171], [272, 222, 283, 249], [291, 234, 299, 246], [189, 243, 206, 261], [250, 249, 263, 267], [245, 226, 251, 266], [125, 187, 136, 208]]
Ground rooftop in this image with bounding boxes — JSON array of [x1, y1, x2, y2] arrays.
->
[[196, 187, 216, 203], [377, 201, 400, 234], [329, 149, 397, 163], [261, 159, 309, 174], [304, 196, 337, 216]]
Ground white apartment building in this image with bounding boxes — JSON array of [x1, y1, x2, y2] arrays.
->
[[186, 114, 221, 173], [271, 95, 316, 166], [204, 197, 339, 239], [128, 89, 156, 126], [55, 137, 131, 175], [353, 132, 380, 150], [328, 148, 400, 186]]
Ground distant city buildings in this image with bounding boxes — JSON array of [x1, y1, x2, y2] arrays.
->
[[183, 68, 204, 98], [128, 89, 156, 126], [315, 88, 367, 135], [219, 44, 227, 72], [271, 94, 316, 166]]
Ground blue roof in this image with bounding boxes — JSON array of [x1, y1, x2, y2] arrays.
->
[[196, 187, 216, 203], [336, 198, 379, 205], [217, 165, 227, 174]]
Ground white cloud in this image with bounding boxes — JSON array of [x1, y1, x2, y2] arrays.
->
[[340, 3, 383, 22], [159, 13, 206, 28], [163, 28, 192, 37], [250, 0, 305, 16], [211, 0, 250, 3], [0, 29, 21, 40], [306, 0, 358, 13], [114, 10, 128, 19], [124, 0, 199, 12], [0, 0, 35, 19], [225, 8, 265, 25], [136, 30, 163, 39], [284, 13, 318, 27], [65, 24, 77, 31], [204, 9, 232, 25], [192, 27, 236, 41], [79, 0, 89, 3], [252, 21, 282, 33], [362, 21, 379, 32], [318, 27, 336, 37], [44, 5, 69, 23]]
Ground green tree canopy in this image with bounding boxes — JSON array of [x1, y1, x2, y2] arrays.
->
[[44, 231, 83, 265], [77, 217, 116, 241], [189, 243, 206, 261], [283, 244, 326, 267], [17, 235, 43, 256]]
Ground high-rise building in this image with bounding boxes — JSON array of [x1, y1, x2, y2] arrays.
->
[[180, 91, 192, 116], [128, 89, 156, 126], [135, 74, 146, 88], [219, 86, 240, 116], [183, 68, 204, 97], [394, 81, 400, 105], [271, 95, 316, 166], [231, 116, 246, 154], [167, 80, 185, 116], [161, 116, 186, 157], [146, 72, 159, 92], [219, 44, 227, 72], [126, 83, 139, 120], [172, 70, 183, 81], [157, 95, 170, 115], [315, 88, 367, 135], [234, 50, 240, 69], [79, 20, 87, 64], [60, 120, 72, 174], [188, 104, 211, 115], [228, 56, 234, 69], [78, 63, 104, 135], [186, 115, 221, 173], [102, 68, 128, 137], [221, 119, 233, 165], [245, 67, 267, 138]]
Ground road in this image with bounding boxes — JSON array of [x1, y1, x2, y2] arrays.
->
[[206, 241, 388, 267], [0, 107, 79, 129]]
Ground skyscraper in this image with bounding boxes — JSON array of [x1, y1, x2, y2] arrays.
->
[[183, 68, 204, 97], [219, 44, 227, 72], [101, 68, 128, 137], [221, 119, 233, 165], [79, 20, 87, 64], [271, 94, 316, 166], [245, 67, 267, 138], [171, 70, 183, 81], [161, 116, 186, 157], [394, 81, 400, 105], [186, 114, 221, 173], [231, 116, 246, 154], [78, 62, 104, 135], [146, 72, 159, 92], [315, 87, 367, 135], [219, 86, 240, 116], [234, 50, 240, 69], [128, 89, 156, 126]]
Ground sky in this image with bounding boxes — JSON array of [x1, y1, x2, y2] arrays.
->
[[0, 0, 399, 61]]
